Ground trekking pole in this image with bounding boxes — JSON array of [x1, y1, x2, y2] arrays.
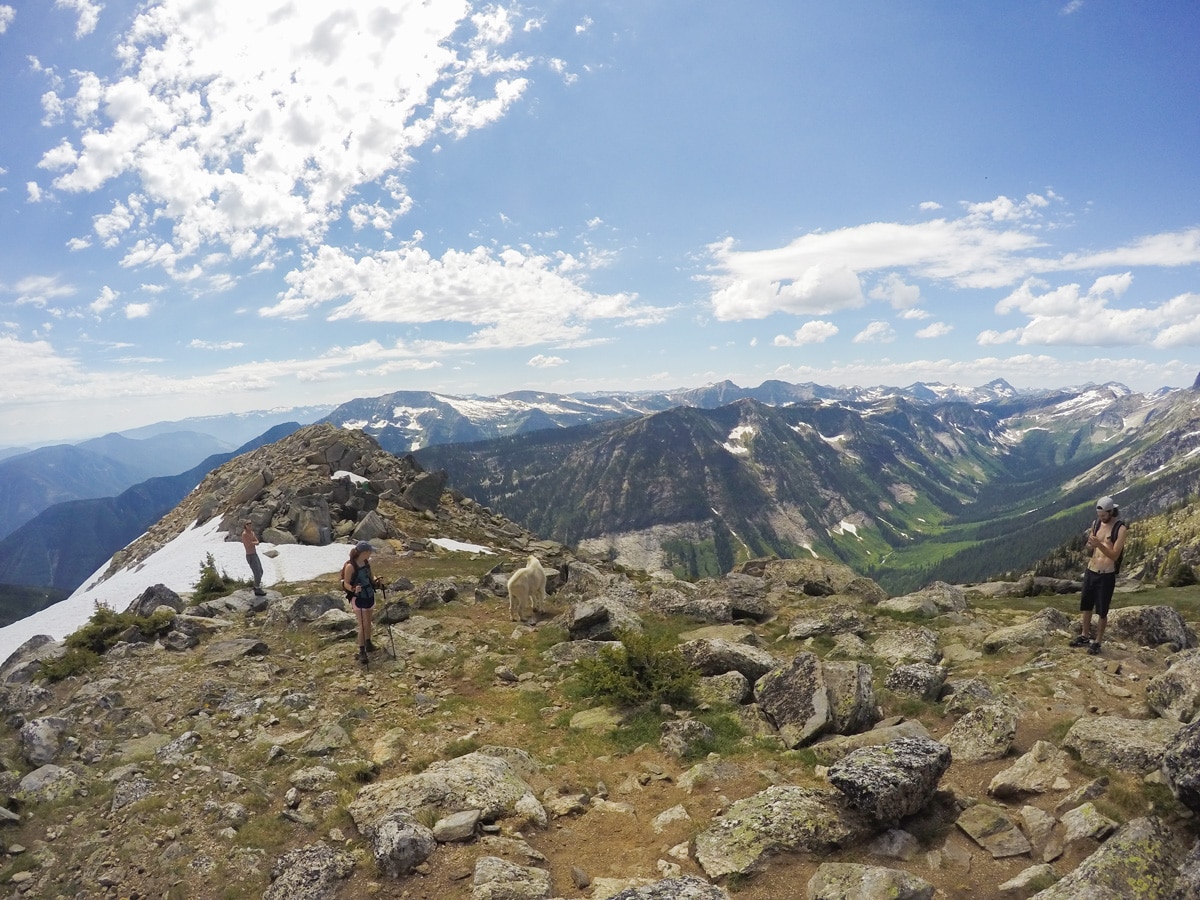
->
[[382, 585, 398, 660]]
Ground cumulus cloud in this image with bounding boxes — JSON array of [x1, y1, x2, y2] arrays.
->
[[919, 201, 942, 211], [55, 0, 102, 38], [774, 320, 839, 346], [123, 302, 151, 318], [264, 240, 664, 353], [26, 182, 43, 203], [89, 285, 117, 314], [915, 322, 953, 339], [0, 5, 14, 34], [37, 1, 532, 286], [984, 273, 1200, 348], [853, 321, 896, 344], [528, 354, 566, 368], [10, 275, 75, 307], [704, 195, 1200, 324]]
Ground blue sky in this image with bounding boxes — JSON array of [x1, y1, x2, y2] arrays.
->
[[2, 0, 1199, 444]]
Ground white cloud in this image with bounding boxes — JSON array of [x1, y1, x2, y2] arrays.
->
[[55, 0, 102, 38], [915, 322, 953, 339], [868, 273, 921, 308], [575, 16, 593, 34], [853, 321, 896, 344], [264, 241, 663, 353], [528, 354, 566, 368], [1061, 0, 1084, 14], [89, 285, 117, 314], [0, 5, 14, 33], [10, 275, 75, 307], [189, 338, 243, 350], [26, 182, 43, 203], [123, 302, 151, 318], [774, 320, 839, 346], [705, 195, 1200, 323], [919, 201, 942, 211], [898, 308, 930, 320], [37, 1, 532, 285]]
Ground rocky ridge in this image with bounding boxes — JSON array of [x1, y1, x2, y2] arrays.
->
[[0, 430, 1198, 899]]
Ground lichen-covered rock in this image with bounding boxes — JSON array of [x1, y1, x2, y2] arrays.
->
[[125, 583, 184, 617], [660, 719, 714, 758], [372, 810, 436, 878], [943, 677, 1004, 714], [755, 653, 830, 748], [942, 702, 1016, 762], [568, 596, 643, 641], [807, 862, 935, 899], [648, 590, 733, 624], [822, 660, 878, 735], [348, 750, 545, 837], [1106, 605, 1195, 650], [1063, 715, 1182, 773], [471, 856, 551, 900], [988, 741, 1072, 799], [1146, 649, 1200, 723], [694, 671, 751, 706], [693, 785, 872, 878], [810, 720, 932, 766], [1060, 802, 1117, 845], [884, 663, 947, 702], [786, 605, 869, 640], [1028, 817, 1186, 899], [826, 737, 952, 827], [871, 628, 941, 666], [264, 842, 355, 900], [606, 876, 730, 899], [18, 716, 69, 766], [983, 607, 1072, 653], [679, 638, 779, 682], [1161, 718, 1200, 815], [956, 803, 1032, 858]]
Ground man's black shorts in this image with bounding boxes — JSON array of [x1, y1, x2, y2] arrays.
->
[[1080, 569, 1116, 618]]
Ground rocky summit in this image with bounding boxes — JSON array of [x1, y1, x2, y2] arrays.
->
[[0, 427, 1198, 899]]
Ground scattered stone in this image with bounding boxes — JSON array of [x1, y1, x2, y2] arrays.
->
[[433, 809, 481, 842], [679, 638, 779, 681], [1161, 718, 1200, 814], [1106, 605, 1195, 650], [1053, 778, 1108, 817], [982, 608, 1072, 653], [1146, 649, 1200, 723], [651, 804, 691, 834], [989, 741, 1072, 799], [807, 862, 935, 900], [826, 737, 952, 827], [956, 803, 1032, 859], [604, 875, 730, 899], [694, 671, 751, 706], [868, 828, 921, 861], [18, 716, 69, 766], [203, 638, 269, 665], [755, 652, 831, 748], [1060, 802, 1117, 845], [569, 707, 623, 733], [871, 628, 941, 666], [300, 724, 350, 757], [822, 660, 879, 735], [998, 864, 1059, 898], [111, 775, 156, 813], [373, 810, 436, 877], [660, 718, 714, 758], [810, 720, 933, 765], [125, 583, 185, 617], [471, 856, 551, 900], [568, 596, 643, 641]]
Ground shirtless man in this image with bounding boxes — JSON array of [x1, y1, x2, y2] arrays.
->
[[1069, 496, 1127, 655], [241, 521, 267, 597]]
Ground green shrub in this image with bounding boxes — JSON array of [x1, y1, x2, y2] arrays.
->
[[193, 553, 247, 602], [575, 628, 697, 707], [38, 604, 175, 681]]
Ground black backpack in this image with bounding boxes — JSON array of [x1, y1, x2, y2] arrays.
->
[[1092, 518, 1126, 575]]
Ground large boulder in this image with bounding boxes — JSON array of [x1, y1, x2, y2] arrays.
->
[[694, 671, 752, 706], [372, 811, 436, 878], [471, 856, 550, 900], [568, 596, 643, 641], [693, 785, 872, 878], [871, 628, 941, 666], [1063, 716, 1183, 774], [786, 604, 869, 640], [1146, 649, 1200, 723], [268, 593, 345, 627], [0, 635, 66, 684], [1028, 817, 1186, 899], [125, 583, 184, 617], [1162, 719, 1200, 815], [942, 703, 1016, 763], [810, 720, 932, 766], [347, 750, 544, 836], [983, 607, 1072, 653], [1106, 606, 1195, 650], [807, 863, 935, 900], [263, 842, 355, 900], [956, 803, 1032, 859], [606, 877, 729, 899], [18, 716, 70, 766], [884, 663, 946, 702], [754, 653, 831, 748], [822, 660, 879, 735], [826, 737, 952, 827], [648, 590, 734, 624], [401, 470, 447, 513], [679, 638, 779, 682], [988, 741, 1072, 799]]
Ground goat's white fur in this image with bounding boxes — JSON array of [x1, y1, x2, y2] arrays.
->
[[507, 555, 546, 622]]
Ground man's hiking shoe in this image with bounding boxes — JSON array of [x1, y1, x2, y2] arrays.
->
[[1088, 641, 1102, 655], [357, 647, 368, 664], [253, 588, 267, 597], [1069, 634, 1090, 647], [365, 640, 377, 652]]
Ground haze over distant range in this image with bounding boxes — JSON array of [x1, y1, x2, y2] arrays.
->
[[1, 1, 1198, 445]]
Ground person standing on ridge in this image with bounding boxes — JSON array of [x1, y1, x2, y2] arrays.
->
[[241, 521, 267, 597], [1069, 496, 1127, 656], [342, 540, 383, 664]]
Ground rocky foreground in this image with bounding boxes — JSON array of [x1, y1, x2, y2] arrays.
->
[[0, 427, 1198, 899]]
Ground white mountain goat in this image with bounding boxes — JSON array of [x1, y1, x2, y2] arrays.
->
[[506, 555, 547, 623]]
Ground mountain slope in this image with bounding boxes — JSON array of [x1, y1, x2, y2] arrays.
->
[[0, 423, 303, 597]]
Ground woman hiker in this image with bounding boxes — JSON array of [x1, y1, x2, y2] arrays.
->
[[342, 540, 384, 663]]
